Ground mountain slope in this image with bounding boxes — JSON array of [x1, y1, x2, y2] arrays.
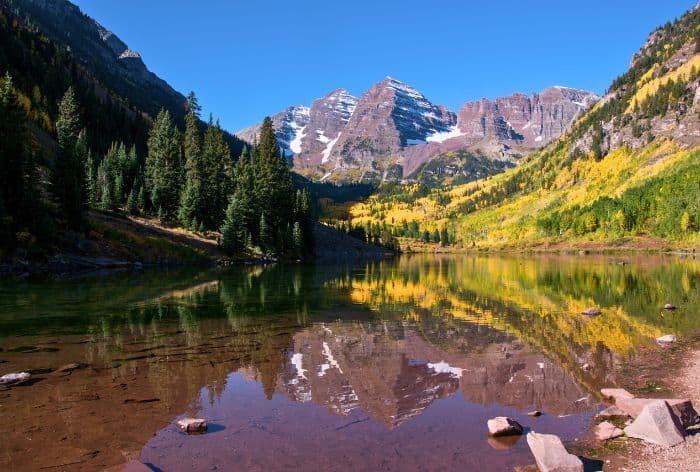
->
[[239, 78, 597, 184], [340, 6, 700, 249], [6, 0, 186, 117]]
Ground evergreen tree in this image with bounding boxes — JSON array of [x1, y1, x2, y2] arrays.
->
[[146, 109, 182, 220], [255, 117, 294, 254], [232, 146, 259, 239], [221, 197, 246, 254], [200, 118, 232, 229], [178, 92, 203, 228], [54, 87, 86, 226]]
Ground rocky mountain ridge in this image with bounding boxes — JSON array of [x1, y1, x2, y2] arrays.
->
[[6, 0, 186, 117], [238, 77, 599, 183]]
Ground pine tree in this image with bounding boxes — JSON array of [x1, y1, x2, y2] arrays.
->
[[255, 117, 294, 254], [178, 92, 203, 228], [146, 109, 182, 220], [54, 87, 86, 227], [221, 197, 246, 254]]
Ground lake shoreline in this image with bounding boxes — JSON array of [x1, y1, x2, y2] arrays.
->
[[575, 330, 700, 471]]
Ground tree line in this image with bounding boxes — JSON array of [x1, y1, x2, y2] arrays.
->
[[0, 75, 313, 259]]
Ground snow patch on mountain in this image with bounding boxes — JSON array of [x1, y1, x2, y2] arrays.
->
[[426, 125, 464, 143], [322, 132, 341, 163]]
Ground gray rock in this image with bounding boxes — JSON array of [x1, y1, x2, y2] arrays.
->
[[487, 416, 524, 437], [0, 372, 31, 385], [594, 421, 624, 440], [664, 303, 676, 310], [657, 334, 676, 344], [176, 417, 207, 434], [623, 400, 685, 447], [526, 432, 583, 472]]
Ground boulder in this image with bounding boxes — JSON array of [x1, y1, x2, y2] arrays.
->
[[487, 416, 524, 437], [581, 307, 601, 317], [176, 417, 208, 434], [601, 388, 634, 401], [616, 398, 699, 429], [657, 334, 676, 344], [596, 405, 629, 418], [526, 432, 583, 472], [0, 372, 31, 385], [623, 400, 684, 447], [664, 304, 676, 310], [594, 421, 624, 440]]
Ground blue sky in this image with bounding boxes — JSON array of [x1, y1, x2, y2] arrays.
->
[[72, 0, 696, 133]]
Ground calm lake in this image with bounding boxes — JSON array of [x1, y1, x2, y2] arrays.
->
[[1, 254, 699, 471]]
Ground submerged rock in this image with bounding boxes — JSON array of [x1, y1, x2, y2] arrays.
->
[[526, 432, 583, 472], [594, 421, 624, 440], [601, 388, 635, 401], [596, 405, 629, 418], [57, 363, 87, 373], [0, 372, 31, 385], [176, 417, 208, 434], [581, 307, 601, 317], [487, 416, 523, 437], [623, 400, 684, 447]]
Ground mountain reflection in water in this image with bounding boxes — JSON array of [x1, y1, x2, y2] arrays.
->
[[1, 254, 699, 471]]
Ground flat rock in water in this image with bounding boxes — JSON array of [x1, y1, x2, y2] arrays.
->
[[526, 432, 583, 472], [527, 410, 543, 417], [594, 421, 624, 440], [176, 417, 207, 434], [487, 416, 523, 437], [601, 388, 635, 401], [596, 405, 629, 418], [623, 400, 684, 447], [657, 334, 676, 344], [0, 372, 31, 385], [581, 307, 601, 317]]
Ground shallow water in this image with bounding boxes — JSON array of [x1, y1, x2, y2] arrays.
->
[[1, 254, 699, 471]]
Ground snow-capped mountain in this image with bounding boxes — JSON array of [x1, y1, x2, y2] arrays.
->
[[236, 78, 599, 183]]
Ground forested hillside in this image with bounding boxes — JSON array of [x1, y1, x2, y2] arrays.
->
[[328, 6, 700, 250], [0, 1, 314, 264]]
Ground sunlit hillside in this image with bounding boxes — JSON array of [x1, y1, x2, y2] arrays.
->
[[329, 9, 700, 250]]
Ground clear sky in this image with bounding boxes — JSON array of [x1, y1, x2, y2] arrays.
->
[[71, 0, 696, 133]]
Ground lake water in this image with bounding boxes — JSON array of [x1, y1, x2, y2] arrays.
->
[[1, 254, 699, 471]]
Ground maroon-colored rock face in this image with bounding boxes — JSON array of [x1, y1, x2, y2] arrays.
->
[[236, 79, 598, 183], [456, 87, 600, 147]]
